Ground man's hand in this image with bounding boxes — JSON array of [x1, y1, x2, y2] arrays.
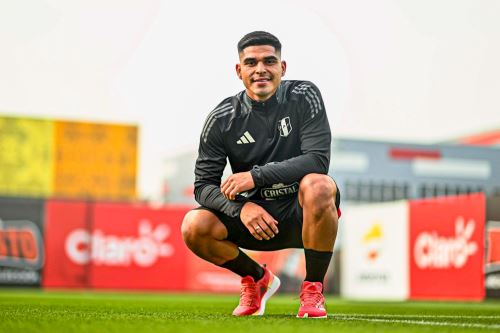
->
[[220, 171, 255, 200], [240, 202, 279, 241]]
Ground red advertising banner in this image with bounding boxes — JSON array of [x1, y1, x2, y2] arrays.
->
[[43, 201, 90, 288], [87, 203, 190, 290], [43, 201, 192, 290], [409, 193, 485, 300], [488, 229, 500, 265]]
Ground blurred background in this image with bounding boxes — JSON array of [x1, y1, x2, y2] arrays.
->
[[0, 0, 499, 300]]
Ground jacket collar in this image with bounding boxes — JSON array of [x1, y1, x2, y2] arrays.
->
[[243, 87, 280, 111]]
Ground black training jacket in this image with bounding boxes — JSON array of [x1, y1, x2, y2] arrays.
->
[[194, 80, 331, 218]]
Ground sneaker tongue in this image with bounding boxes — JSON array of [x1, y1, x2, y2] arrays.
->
[[304, 281, 323, 292], [241, 276, 255, 284]]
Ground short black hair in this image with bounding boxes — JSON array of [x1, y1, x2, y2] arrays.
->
[[237, 31, 282, 55]]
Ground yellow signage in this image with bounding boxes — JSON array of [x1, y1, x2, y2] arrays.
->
[[0, 117, 53, 197], [52, 121, 137, 200]]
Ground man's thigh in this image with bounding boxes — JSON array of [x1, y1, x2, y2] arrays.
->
[[196, 197, 304, 251]]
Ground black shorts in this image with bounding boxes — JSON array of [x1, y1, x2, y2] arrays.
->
[[195, 189, 341, 251]]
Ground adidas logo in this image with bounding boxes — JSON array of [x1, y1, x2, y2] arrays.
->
[[237, 131, 255, 144]]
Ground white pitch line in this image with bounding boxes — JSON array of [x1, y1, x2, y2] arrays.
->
[[333, 315, 500, 330], [334, 313, 500, 319]]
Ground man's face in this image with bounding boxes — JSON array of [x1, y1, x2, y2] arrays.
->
[[236, 45, 286, 102]]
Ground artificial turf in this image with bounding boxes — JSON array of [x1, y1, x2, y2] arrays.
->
[[1, 290, 499, 333]]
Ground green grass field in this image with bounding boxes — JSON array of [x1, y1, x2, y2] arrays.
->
[[1, 290, 499, 333]]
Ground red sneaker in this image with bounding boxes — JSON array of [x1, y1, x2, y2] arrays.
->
[[232, 266, 280, 316], [296, 281, 327, 318]]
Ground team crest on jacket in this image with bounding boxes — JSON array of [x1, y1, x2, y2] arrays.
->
[[278, 117, 292, 137]]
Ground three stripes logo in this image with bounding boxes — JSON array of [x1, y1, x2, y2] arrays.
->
[[202, 102, 234, 143], [291, 83, 322, 119], [237, 131, 255, 144]]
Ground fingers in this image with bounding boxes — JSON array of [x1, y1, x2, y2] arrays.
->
[[227, 186, 239, 201], [220, 177, 230, 193], [240, 202, 279, 241], [224, 185, 237, 200], [252, 217, 279, 241], [264, 215, 279, 235], [261, 210, 279, 234], [220, 178, 230, 198], [221, 178, 236, 200], [221, 172, 255, 200], [251, 225, 264, 241], [221, 177, 238, 200]]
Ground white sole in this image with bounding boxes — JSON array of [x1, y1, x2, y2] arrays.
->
[[252, 275, 281, 316], [296, 313, 328, 319]]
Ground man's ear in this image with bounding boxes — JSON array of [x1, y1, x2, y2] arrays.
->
[[235, 64, 242, 80], [281, 60, 287, 77]]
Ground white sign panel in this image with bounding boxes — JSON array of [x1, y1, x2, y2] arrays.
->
[[341, 201, 409, 300]]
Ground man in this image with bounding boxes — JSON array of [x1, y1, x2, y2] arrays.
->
[[182, 31, 340, 318]]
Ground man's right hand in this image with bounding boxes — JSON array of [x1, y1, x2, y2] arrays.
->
[[240, 202, 279, 241]]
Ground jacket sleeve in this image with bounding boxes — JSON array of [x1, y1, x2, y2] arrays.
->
[[193, 105, 245, 218], [250, 82, 331, 187]]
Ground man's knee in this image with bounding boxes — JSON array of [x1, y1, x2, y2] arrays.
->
[[181, 210, 226, 245], [299, 174, 337, 216]]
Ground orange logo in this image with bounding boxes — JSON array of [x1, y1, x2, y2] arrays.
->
[[362, 223, 383, 262]]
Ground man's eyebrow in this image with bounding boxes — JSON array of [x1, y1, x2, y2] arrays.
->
[[263, 56, 278, 61], [243, 56, 278, 63], [243, 57, 256, 63]]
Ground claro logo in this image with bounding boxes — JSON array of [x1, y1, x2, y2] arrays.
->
[[414, 217, 477, 269], [65, 220, 174, 267]]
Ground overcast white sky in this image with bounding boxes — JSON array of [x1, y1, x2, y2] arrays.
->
[[1, 0, 499, 198]]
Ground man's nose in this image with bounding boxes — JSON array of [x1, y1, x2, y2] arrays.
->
[[255, 61, 266, 74]]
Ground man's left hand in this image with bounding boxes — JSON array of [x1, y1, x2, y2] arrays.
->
[[221, 171, 255, 200]]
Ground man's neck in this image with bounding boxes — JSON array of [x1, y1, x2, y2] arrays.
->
[[244, 91, 279, 111]]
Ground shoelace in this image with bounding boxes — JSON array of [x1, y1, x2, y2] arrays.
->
[[239, 282, 258, 306], [299, 290, 324, 307]]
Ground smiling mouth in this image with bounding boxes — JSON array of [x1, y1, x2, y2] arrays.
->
[[252, 77, 271, 83]]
